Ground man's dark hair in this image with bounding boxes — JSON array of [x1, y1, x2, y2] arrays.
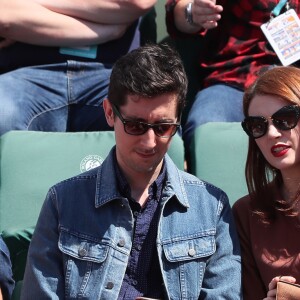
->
[[108, 43, 188, 117]]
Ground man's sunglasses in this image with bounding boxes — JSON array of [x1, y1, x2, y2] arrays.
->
[[112, 104, 180, 138], [242, 105, 300, 139]]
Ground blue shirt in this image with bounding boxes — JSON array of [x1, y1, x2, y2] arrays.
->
[[114, 154, 165, 299]]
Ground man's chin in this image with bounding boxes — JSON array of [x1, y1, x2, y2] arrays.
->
[[134, 160, 162, 174]]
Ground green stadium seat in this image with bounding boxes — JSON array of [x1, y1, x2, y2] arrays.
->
[[11, 280, 23, 300], [190, 122, 249, 206]]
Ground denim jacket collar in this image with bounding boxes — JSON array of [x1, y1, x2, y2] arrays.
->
[[94, 147, 189, 209]]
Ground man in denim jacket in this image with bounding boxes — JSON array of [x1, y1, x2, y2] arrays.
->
[[21, 43, 241, 299]]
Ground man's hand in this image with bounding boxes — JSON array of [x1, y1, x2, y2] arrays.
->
[[263, 276, 296, 300], [173, 0, 223, 34], [192, 0, 223, 30]]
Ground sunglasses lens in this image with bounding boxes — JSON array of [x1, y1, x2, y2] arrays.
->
[[242, 117, 267, 138], [154, 124, 178, 137], [272, 106, 298, 130], [125, 121, 178, 137], [125, 121, 147, 135]]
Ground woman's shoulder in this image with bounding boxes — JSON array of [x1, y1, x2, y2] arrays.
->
[[231, 193, 261, 226], [231, 194, 256, 239], [232, 182, 279, 216], [232, 194, 252, 213]]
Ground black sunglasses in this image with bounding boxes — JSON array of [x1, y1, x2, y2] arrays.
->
[[112, 104, 180, 138], [242, 105, 300, 139]]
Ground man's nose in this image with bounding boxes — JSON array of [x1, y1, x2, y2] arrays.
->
[[141, 128, 157, 147]]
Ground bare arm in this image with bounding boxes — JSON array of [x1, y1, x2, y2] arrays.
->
[[34, 0, 157, 24], [173, 0, 223, 33], [0, 0, 129, 46]]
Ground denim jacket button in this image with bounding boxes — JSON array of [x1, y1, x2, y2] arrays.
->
[[188, 248, 196, 257], [106, 282, 114, 289], [118, 238, 125, 247], [78, 248, 87, 257]]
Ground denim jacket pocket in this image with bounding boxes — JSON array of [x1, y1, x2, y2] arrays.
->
[[59, 229, 109, 263], [59, 229, 110, 298], [163, 232, 216, 262], [161, 233, 216, 299]]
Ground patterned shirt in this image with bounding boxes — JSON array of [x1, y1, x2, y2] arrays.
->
[[166, 0, 300, 90], [114, 153, 166, 299]]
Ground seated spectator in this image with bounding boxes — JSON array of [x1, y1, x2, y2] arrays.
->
[[165, 0, 300, 160], [232, 66, 300, 300], [0, 1, 156, 136], [21, 43, 241, 299], [0, 236, 14, 300]]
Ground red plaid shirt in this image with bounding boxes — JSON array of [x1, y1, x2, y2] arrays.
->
[[166, 0, 300, 90]]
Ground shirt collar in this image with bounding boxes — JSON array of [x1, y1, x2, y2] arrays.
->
[[113, 149, 167, 202]]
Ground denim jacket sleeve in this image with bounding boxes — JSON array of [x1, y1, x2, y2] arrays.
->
[[21, 187, 64, 299], [200, 192, 242, 299], [0, 236, 15, 299]]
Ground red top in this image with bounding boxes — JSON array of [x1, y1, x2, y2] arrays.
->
[[232, 190, 300, 300], [166, 0, 300, 90]]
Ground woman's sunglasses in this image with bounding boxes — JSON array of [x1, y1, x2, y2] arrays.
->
[[242, 105, 300, 139], [112, 104, 180, 138]]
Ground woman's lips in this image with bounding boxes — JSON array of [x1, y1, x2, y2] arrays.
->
[[271, 145, 290, 157]]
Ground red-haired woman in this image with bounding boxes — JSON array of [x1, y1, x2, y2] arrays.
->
[[233, 66, 300, 300]]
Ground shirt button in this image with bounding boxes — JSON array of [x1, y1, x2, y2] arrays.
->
[[136, 245, 142, 251], [132, 280, 138, 286], [78, 248, 87, 257], [106, 282, 114, 289], [133, 211, 139, 217], [118, 238, 125, 247], [188, 248, 196, 257]]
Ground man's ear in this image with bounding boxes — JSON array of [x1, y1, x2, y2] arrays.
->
[[103, 99, 114, 128]]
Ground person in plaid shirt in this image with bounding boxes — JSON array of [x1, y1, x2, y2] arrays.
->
[[166, 0, 300, 159]]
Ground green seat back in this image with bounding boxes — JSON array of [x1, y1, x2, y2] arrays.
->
[[1, 228, 34, 282], [0, 130, 184, 232], [11, 280, 23, 300], [190, 122, 249, 206]]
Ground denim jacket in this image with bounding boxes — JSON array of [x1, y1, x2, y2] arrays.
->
[[21, 149, 241, 299]]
